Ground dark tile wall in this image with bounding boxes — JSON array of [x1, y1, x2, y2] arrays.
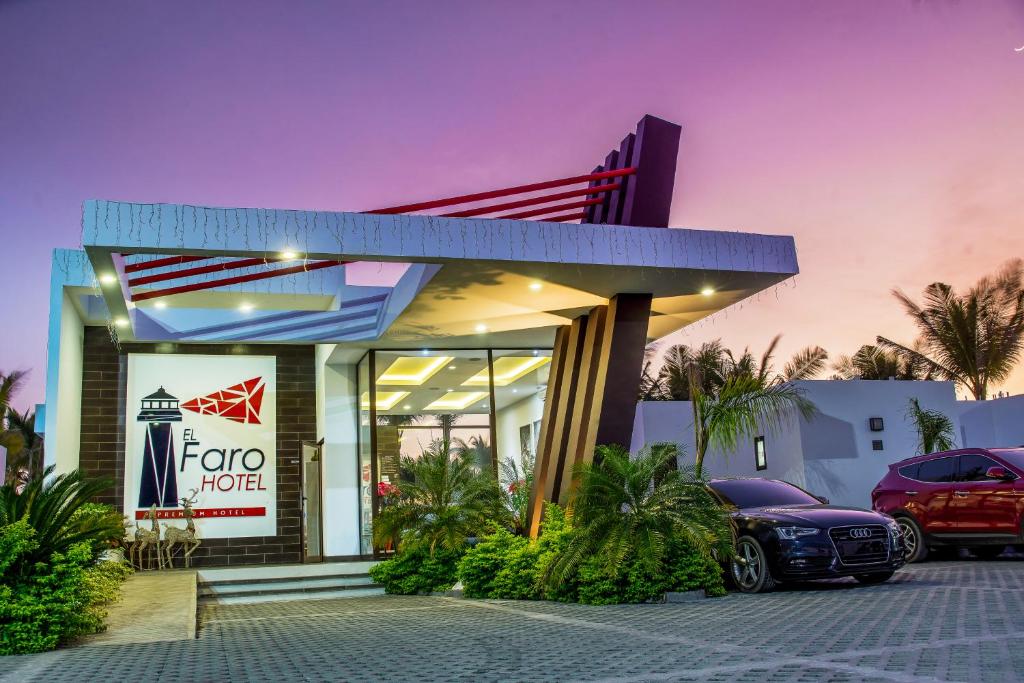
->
[[79, 326, 314, 567]]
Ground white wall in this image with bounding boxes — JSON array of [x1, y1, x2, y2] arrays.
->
[[956, 394, 1024, 448], [794, 380, 959, 508], [495, 392, 544, 472], [631, 380, 962, 510], [631, 401, 806, 485], [46, 290, 85, 473], [316, 347, 361, 557]]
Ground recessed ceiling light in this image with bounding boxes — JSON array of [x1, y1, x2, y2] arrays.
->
[[448, 365, 456, 370], [154, 301, 167, 309], [529, 282, 543, 291], [113, 317, 128, 327], [403, 405, 412, 410], [99, 273, 117, 285], [239, 302, 254, 312], [700, 287, 715, 296], [475, 323, 488, 333], [280, 250, 298, 260], [512, 389, 518, 393]]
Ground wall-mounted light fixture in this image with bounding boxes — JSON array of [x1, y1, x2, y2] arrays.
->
[[869, 417, 884, 432], [754, 436, 767, 471], [872, 440, 884, 451]]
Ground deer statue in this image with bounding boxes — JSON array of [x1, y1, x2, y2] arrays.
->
[[132, 505, 163, 570], [163, 489, 202, 569]]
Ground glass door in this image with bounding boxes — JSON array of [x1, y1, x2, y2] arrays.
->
[[301, 440, 324, 562]]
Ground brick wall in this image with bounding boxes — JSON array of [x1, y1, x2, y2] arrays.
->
[[79, 326, 314, 567]]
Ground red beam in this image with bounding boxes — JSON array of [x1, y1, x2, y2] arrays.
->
[[495, 198, 603, 221], [128, 257, 291, 287], [131, 260, 347, 302], [123, 255, 212, 273], [440, 183, 622, 219], [368, 167, 636, 215], [543, 212, 587, 223]]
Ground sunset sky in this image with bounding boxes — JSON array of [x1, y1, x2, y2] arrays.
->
[[2, 0, 1023, 410]]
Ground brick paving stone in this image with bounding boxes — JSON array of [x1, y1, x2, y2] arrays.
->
[[1, 559, 1023, 682]]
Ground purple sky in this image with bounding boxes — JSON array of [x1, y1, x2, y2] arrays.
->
[[2, 1, 1024, 410]]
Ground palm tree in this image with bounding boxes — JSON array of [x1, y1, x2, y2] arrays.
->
[[372, 440, 507, 554], [638, 343, 666, 400], [0, 466, 122, 578], [906, 398, 956, 454], [452, 434, 492, 473], [0, 370, 26, 415], [691, 375, 815, 479], [877, 259, 1024, 399], [499, 449, 535, 535], [3, 409, 42, 485], [832, 344, 933, 380], [725, 335, 829, 384], [656, 341, 728, 401], [544, 443, 731, 586]]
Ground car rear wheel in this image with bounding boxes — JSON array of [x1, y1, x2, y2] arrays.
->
[[854, 571, 895, 585], [896, 516, 928, 563], [731, 536, 777, 593]]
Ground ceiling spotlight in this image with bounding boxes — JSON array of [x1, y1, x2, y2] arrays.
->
[[239, 302, 254, 312], [154, 301, 167, 309], [99, 273, 117, 285], [700, 287, 715, 296], [512, 389, 518, 393], [448, 365, 456, 370], [528, 282, 543, 291], [113, 317, 128, 327], [280, 250, 298, 260], [475, 323, 488, 333], [403, 405, 412, 410]]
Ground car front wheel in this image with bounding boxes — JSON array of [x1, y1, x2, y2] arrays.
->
[[896, 516, 928, 563], [731, 536, 777, 593]]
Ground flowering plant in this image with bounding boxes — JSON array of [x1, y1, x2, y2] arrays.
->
[[377, 481, 400, 498]]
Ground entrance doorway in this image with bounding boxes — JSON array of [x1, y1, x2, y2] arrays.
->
[[300, 440, 324, 562]]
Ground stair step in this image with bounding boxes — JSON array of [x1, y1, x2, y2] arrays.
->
[[199, 577, 378, 598], [200, 586, 385, 605], [199, 572, 372, 588]]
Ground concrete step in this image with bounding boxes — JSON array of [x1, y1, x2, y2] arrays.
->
[[203, 587, 385, 605], [199, 574, 377, 598]]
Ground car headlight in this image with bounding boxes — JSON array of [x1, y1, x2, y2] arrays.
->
[[775, 526, 820, 540]]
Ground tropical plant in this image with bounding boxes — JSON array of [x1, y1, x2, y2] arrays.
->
[[725, 335, 829, 384], [906, 398, 956, 455], [499, 449, 535, 536], [832, 344, 934, 381], [543, 443, 731, 589], [638, 343, 666, 400], [3, 408, 43, 485], [877, 259, 1024, 399], [0, 370, 26, 417], [691, 375, 814, 479], [367, 544, 462, 595], [0, 467, 122, 579], [452, 434, 492, 473], [371, 440, 507, 554]]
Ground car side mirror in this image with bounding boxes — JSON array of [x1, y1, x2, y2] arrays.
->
[[816, 495, 829, 504], [985, 466, 1014, 481]]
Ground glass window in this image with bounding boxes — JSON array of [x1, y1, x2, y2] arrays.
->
[[708, 479, 820, 508], [492, 348, 552, 485], [917, 457, 957, 483], [898, 463, 920, 480], [357, 354, 373, 555], [957, 454, 1002, 482]]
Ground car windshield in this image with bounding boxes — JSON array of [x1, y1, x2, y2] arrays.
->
[[709, 479, 821, 509], [992, 449, 1024, 472]]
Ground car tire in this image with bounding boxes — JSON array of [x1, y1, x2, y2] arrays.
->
[[970, 545, 1005, 560], [854, 571, 895, 585], [896, 515, 928, 563], [731, 536, 777, 594]]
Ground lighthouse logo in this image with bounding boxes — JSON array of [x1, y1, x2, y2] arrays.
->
[[136, 386, 183, 508]]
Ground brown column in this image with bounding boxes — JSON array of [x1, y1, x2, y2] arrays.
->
[[527, 294, 653, 537]]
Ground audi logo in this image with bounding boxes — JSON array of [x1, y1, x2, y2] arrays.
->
[[849, 527, 873, 539]]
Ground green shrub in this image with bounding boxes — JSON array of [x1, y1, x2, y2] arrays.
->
[[534, 505, 581, 602], [69, 503, 129, 559], [369, 546, 462, 595], [457, 527, 541, 600]]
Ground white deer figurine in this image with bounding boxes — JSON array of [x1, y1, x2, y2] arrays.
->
[[163, 489, 202, 569]]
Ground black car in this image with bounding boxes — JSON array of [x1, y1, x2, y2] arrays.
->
[[707, 478, 906, 593]]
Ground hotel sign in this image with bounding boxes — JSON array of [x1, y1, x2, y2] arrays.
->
[[124, 353, 277, 538]]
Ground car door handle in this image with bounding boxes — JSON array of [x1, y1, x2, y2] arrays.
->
[[953, 491, 970, 497], [905, 491, 918, 496]]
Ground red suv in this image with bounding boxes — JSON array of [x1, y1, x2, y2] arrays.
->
[[872, 448, 1024, 562]]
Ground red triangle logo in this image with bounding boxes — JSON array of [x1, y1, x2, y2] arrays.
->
[[181, 376, 266, 425]]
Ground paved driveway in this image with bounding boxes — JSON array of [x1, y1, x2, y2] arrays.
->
[[3, 560, 1023, 682]]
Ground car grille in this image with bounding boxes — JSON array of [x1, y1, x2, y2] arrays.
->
[[828, 525, 890, 565]]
